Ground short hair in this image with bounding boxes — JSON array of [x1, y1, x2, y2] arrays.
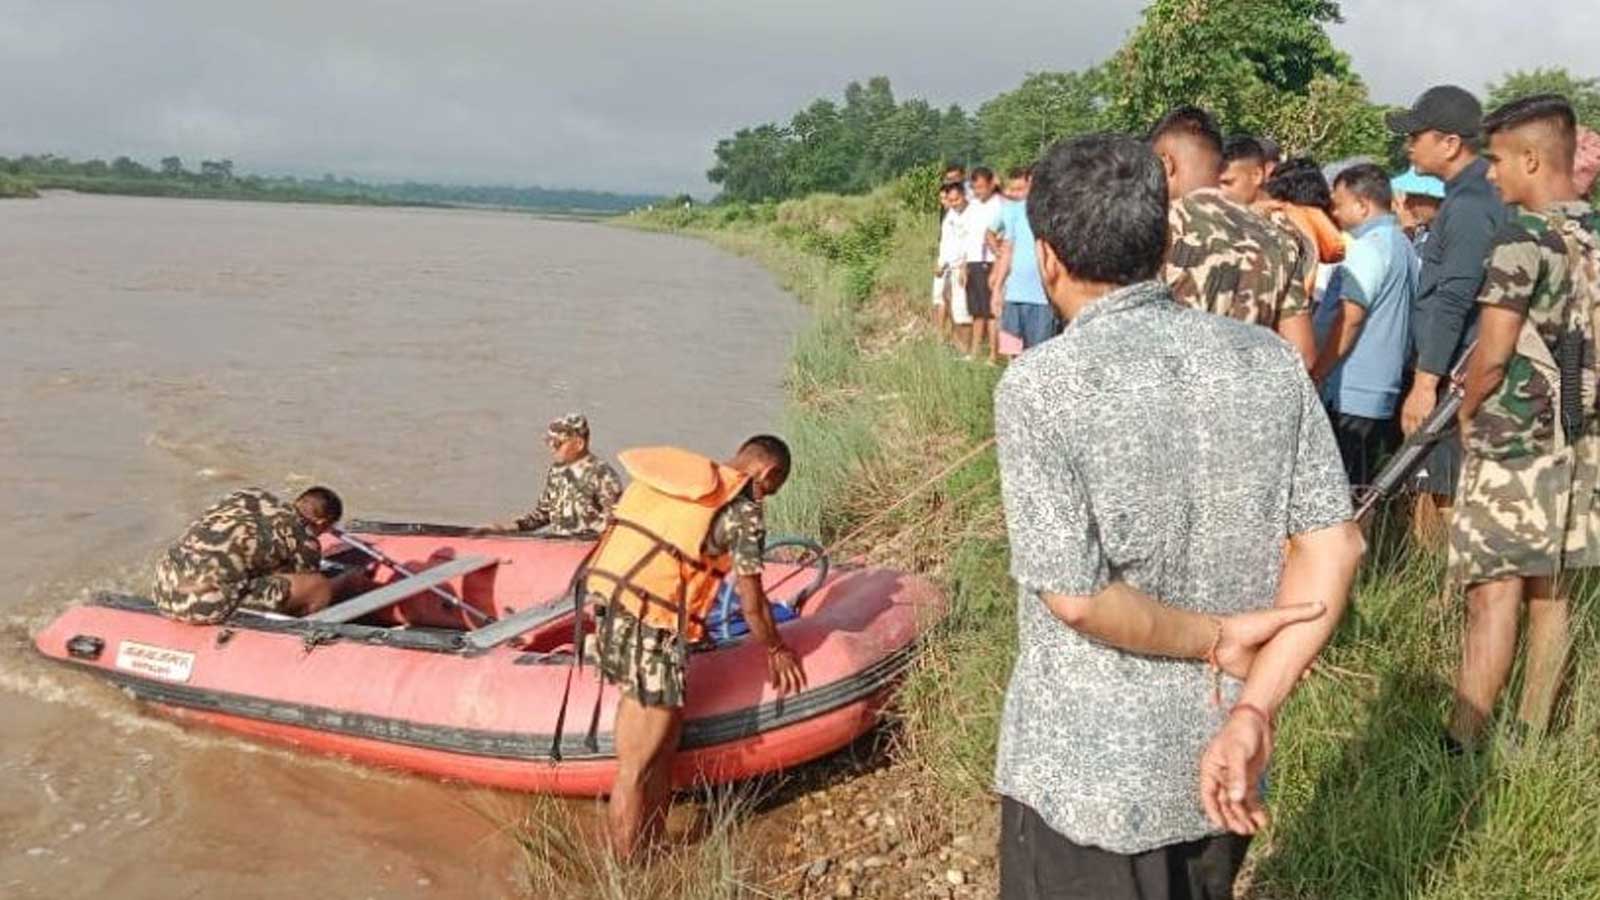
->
[[971, 166, 996, 183], [1264, 157, 1332, 213], [1483, 93, 1579, 164], [297, 486, 343, 522], [1006, 165, 1032, 181], [1333, 163, 1393, 208], [943, 162, 966, 175], [1027, 133, 1169, 287], [939, 180, 964, 197], [1148, 105, 1224, 159], [738, 434, 792, 474], [1259, 137, 1282, 163], [1222, 135, 1267, 165]]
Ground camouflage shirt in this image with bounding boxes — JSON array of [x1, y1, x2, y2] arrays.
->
[[705, 489, 767, 577], [162, 488, 320, 589], [1256, 203, 1319, 296], [1468, 201, 1600, 460], [516, 453, 624, 536], [1164, 188, 1311, 327]]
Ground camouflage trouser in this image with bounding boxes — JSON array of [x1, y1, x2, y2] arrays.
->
[[152, 558, 293, 625], [582, 604, 686, 709], [1450, 438, 1600, 585]]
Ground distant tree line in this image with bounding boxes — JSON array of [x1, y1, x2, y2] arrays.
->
[[0, 153, 663, 212], [707, 0, 1600, 203]]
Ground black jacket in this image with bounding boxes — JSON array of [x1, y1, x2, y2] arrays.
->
[[1412, 157, 1508, 375]]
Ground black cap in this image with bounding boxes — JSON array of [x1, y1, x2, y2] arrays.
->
[[1387, 85, 1483, 138]]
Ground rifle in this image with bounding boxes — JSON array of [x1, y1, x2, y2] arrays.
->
[[1354, 346, 1474, 522]]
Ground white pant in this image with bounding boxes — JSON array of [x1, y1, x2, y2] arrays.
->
[[933, 272, 972, 325]]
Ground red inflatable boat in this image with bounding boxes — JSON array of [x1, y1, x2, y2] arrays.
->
[[33, 522, 945, 795]]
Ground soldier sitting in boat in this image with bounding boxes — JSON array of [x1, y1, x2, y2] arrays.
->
[[578, 435, 805, 858], [484, 413, 623, 538], [152, 486, 368, 624]]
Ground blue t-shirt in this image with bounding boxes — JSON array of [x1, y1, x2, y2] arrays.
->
[[1323, 214, 1416, 419], [994, 199, 1048, 306]]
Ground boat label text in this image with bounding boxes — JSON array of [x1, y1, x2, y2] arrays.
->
[[114, 640, 196, 683]]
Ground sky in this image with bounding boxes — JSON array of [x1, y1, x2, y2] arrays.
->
[[2, 0, 1596, 196]]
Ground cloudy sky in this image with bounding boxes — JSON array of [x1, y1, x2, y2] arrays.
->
[[2, 0, 1595, 195]]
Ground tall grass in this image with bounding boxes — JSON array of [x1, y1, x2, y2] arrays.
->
[[624, 186, 1600, 899]]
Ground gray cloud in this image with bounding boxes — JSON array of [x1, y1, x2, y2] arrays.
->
[[1, 0, 1593, 194]]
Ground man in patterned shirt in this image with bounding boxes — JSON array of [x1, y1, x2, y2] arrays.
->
[[994, 133, 1365, 899], [1449, 94, 1600, 749], [153, 486, 364, 624], [1151, 106, 1317, 368], [487, 413, 623, 538]]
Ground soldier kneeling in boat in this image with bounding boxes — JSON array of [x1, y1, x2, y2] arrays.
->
[[485, 413, 623, 538], [579, 435, 805, 858], [152, 486, 367, 624]]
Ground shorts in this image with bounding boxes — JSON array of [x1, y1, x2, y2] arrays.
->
[[152, 558, 292, 624], [998, 796, 1249, 900], [966, 262, 995, 319], [1449, 442, 1600, 585], [933, 272, 972, 325], [1000, 302, 1059, 350], [1418, 428, 1462, 497], [1330, 411, 1397, 488], [583, 604, 686, 708]]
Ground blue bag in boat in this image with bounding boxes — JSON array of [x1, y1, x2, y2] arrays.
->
[[703, 579, 797, 644]]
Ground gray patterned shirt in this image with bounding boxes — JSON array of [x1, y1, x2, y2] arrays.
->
[[992, 280, 1350, 854]]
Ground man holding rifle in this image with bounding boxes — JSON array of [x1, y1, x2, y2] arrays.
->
[[1447, 94, 1600, 750]]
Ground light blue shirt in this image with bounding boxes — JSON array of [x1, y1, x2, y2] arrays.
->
[[1323, 214, 1416, 419], [994, 199, 1048, 306]]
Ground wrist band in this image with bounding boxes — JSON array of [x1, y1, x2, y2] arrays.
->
[[1231, 702, 1274, 736], [1206, 617, 1223, 707]]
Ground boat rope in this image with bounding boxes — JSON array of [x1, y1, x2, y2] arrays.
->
[[760, 437, 998, 600]]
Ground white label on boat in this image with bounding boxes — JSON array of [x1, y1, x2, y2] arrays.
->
[[114, 640, 196, 684]]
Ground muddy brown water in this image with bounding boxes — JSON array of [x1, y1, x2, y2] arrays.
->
[[0, 193, 802, 897]]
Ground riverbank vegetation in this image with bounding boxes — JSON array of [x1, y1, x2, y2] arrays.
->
[[0, 153, 661, 213], [705, 0, 1600, 204], [618, 168, 1600, 898]]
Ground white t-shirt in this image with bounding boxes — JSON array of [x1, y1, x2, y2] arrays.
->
[[960, 195, 1003, 263], [938, 206, 968, 269]]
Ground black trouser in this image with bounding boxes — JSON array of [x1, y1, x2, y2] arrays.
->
[[999, 797, 1250, 900], [1331, 411, 1398, 489]]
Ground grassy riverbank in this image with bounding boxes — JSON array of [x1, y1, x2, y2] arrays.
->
[[606, 178, 1600, 900]]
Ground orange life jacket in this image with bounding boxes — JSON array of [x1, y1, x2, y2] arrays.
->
[[582, 447, 751, 642]]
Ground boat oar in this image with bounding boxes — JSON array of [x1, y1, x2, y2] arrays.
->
[[331, 528, 495, 625]]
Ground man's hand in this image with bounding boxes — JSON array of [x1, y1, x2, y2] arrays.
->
[[1214, 603, 1326, 679], [1400, 382, 1438, 435], [767, 644, 806, 695], [1199, 708, 1273, 835]]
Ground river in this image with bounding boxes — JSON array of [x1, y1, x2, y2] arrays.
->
[[0, 193, 801, 897]]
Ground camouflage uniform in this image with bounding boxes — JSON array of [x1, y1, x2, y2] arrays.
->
[[583, 490, 767, 708], [515, 454, 623, 537], [152, 488, 321, 624], [1163, 187, 1311, 327], [1451, 201, 1600, 584], [1256, 202, 1319, 297]]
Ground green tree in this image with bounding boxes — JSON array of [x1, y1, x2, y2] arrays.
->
[[160, 156, 186, 178], [978, 69, 1108, 170], [706, 124, 791, 202], [1486, 67, 1600, 129], [111, 156, 150, 178], [936, 104, 981, 170], [1107, 0, 1386, 160], [862, 99, 942, 184], [787, 99, 856, 195]]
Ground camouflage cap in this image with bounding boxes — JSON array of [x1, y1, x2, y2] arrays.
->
[[546, 413, 590, 441]]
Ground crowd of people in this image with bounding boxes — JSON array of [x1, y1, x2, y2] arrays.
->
[[989, 85, 1600, 899]]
